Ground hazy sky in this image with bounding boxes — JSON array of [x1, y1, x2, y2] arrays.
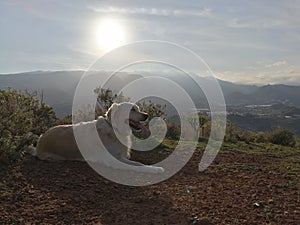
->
[[0, 0, 299, 85]]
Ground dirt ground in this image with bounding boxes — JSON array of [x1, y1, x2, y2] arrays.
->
[[0, 150, 299, 225]]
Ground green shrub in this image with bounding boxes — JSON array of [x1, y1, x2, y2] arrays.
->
[[202, 121, 211, 138], [56, 114, 72, 125], [224, 122, 238, 143], [166, 122, 181, 140], [296, 137, 300, 148], [0, 89, 57, 163], [254, 133, 266, 143], [267, 128, 296, 147]]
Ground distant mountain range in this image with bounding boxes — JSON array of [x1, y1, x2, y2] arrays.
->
[[1, 71, 300, 117]]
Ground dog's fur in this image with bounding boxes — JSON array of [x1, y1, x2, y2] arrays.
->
[[30, 102, 164, 174]]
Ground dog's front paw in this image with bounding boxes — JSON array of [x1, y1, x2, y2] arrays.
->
[[143, 166, 164, 174]]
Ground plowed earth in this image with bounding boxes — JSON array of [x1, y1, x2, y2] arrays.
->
[[0, 149, 299, 225]]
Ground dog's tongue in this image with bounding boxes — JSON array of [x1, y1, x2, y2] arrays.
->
[[139, 123, 150, 136]]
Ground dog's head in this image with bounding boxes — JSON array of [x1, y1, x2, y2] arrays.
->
[[104, 102, 149, 135]]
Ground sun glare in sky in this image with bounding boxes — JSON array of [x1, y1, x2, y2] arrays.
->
[[95, 19, 127, 52]]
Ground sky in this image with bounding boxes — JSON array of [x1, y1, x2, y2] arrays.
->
[[0, 0, 299, 85]]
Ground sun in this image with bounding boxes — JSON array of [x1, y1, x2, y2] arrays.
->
[[95, 19, 126, 52]]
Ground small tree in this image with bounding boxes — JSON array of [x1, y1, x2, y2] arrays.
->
[[224, 122, 236, 143], [268, 128, 296, 147], [187, 115, 208, 137], [137, 100, 166, 120], [94, 87, 130, 117], [94, 88, 166, 119], [166, 122, 181, 140]]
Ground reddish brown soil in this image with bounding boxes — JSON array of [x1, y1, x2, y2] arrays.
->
[[0, 151, 299, 225]]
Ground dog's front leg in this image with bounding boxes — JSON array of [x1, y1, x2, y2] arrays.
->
[[118, 157, 165, 174], [119, 157, 145, 166]]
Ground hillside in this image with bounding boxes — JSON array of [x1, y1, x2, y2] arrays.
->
[[226, 84, 300, 107], [0, 71, 81, 117], [1, 141, 299, 224], [1, 71, 300, 135], [1, 71, 300, 116]]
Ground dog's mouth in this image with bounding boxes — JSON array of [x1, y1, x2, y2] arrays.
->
[[129, 119, 149, 134]]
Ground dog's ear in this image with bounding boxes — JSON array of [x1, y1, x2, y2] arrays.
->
[[105, 103, 119, 122], [96, 116, 102, 130]]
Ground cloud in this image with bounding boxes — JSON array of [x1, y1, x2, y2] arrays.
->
[[265, 60, 287, 68], [4, 0, 57, 20], [225, 1, 300, 30], [254, 69, 300, 85], [88, 6, 212, 17], [215, 63, 300, 86], [1, 1, 300, 85], [227, 18, 284, 29], [215, 58, 298, 86], [215, 71, 257, 85]]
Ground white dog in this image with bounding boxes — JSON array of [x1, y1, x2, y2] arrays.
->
[[30, 102, 164, 174]]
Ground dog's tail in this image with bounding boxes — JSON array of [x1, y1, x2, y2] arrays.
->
[[24, 145, 37, 156]]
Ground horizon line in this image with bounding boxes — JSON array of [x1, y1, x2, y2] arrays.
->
[[0, 69, 299, 87]]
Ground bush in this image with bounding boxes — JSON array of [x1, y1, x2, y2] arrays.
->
[[93, 88, 168, 139], [224, 122, 238, 143], [0, 89, 57, 163], [268, 128, 296, 147], [254, 132, 266, 143], [296, 137, 300, 148], [202, 121, 211, 138], [166, 122, 181, 140], [137, 100, 166, 120], [56, 114, 72, 125]]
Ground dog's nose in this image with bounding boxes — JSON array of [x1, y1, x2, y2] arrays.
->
[[143, 113, 148, 121]]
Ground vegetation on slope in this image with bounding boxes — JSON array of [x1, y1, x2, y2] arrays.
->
[[0, 88, 298, 165]]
